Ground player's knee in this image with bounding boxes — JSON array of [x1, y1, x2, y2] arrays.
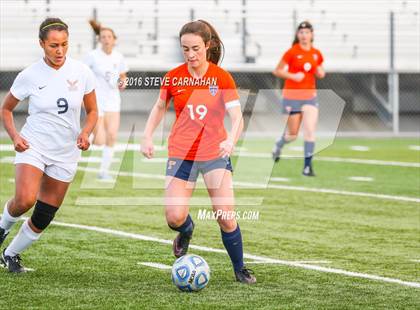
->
[[107, 132, 117, 145], [285, 133, 298, 142], [30, 200, 59, 231], [94, 140, 105, 146], [14, 195, 37, 213], [166, 210, 187, 228], [304, 132, 316, 141], [93, 136, 105, 146], [217, 218, 237, 232]]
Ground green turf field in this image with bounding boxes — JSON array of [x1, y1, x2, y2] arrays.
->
[[0, 137, 419, 309]]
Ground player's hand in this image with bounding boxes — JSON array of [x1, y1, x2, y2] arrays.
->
[[219, 139, 234, 158], [292, 72, 305, 82], [141, 137, 154, 159], [118, 78, 127, 91], [77, 132, 90, 151], [12, 135, 29, 152]]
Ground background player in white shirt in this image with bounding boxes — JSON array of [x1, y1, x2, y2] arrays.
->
[[0, 18, 98, 273], [85, 20, 128, 180]]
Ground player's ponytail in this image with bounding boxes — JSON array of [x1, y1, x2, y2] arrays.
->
[[179, 20, 224, 65], [89, 19, 101, 35], [292, 21, 314, 46], [198, 20, 224, 65], [39, 17, 68, 41], [89, 19, 117, 39]]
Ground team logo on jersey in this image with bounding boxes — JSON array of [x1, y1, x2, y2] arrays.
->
[[67, 79, 78, 91], [209, 85, 218, 96], [105, 72, 112, 82], [297, 55, 303, 59], [167, 160, 177, 170], [303, 62, 312, 72], [313, 54, 318, 61]]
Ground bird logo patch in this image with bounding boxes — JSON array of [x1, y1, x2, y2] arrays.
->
[[67, 79, 78, 91]]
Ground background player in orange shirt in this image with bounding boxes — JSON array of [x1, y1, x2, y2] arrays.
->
[[272, 21, 325, 176], [141, 20, 256, 284]]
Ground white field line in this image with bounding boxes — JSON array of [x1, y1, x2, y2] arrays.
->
[[1, 161, 418, 204], [410, 260, 420, 263], [238, 182, 420, 203], [350, 146, 370, 152], [409, 145, 420, 151], [77, 166, 420, 204], [315, 156, 420, 168], [270, 177, 290, 182], [237, 152, 420, 168], [49, 220, 420, 288], [1, 144, 419, 168], [246, 260, 332, 264], [137, 262, 172, 270], [348, 176, 374, 182], [289, 146, 304, 151]]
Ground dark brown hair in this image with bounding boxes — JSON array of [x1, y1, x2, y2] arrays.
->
[[179, 19, 224, 65], [39, 17, 68, 41], [292, 21, 314, 45], [89, 19, 117, 39]]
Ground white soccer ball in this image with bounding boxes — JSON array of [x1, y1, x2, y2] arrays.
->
[[171, 254, 210, 292]]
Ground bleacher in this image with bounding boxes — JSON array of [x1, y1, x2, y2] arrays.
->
[[0, 0, 419, 71]]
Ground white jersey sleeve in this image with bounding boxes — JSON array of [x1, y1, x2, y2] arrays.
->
[[119, 56, 129, 74], [84, 65, 96, 94], [83, 52, 94, 68], [10, 71, 30, 101]]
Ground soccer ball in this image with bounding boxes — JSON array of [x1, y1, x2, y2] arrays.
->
[[171, 254, 210, 292]]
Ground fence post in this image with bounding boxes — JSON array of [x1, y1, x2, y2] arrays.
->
[[389, 11, 399, 135], [242, 0, 247, 61], [388, 71, 400, 135], [92, 8, 97, 49], [293, 9, 297, 30]]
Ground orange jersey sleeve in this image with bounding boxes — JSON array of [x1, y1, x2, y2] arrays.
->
[[281, 48, 294, 64], [221, 71, 240, 108], [160, 72, 174, 107]]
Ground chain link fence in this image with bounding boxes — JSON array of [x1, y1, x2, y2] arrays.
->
[[1, 70, 418, 135]]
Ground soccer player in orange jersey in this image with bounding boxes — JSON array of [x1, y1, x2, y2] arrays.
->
[[272, 21, 325, 176], [141, 20, 256, 284]]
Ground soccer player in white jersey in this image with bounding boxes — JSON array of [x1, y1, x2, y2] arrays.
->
[[84, 20, 128, 180], [0, 18, 97, 273]]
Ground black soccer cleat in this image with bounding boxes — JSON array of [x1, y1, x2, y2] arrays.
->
[[172, 223, 194, 258], [302, 165, 315, 177], [272, 145, 281, 162], [0, 227, 9, 247], [1, 249, 26, 273], [235, 267, 257, 284]]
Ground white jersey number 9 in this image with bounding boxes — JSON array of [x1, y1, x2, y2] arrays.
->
[[187, 104, 207, 120], [57, 98, 69, 114]]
